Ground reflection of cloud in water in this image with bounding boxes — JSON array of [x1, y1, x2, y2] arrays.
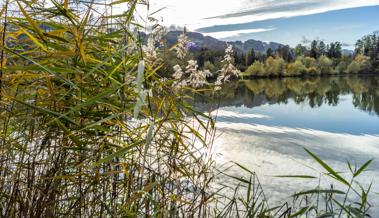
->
[[211, 109, 271, 119], [214, 121, 379, 208]]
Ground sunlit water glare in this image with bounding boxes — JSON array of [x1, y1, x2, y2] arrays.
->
[[198, 76, 379, 212]]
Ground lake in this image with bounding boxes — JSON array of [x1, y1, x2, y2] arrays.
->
[[196, 75, 379, 212]]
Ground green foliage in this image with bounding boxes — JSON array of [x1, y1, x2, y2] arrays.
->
[[355, 54, 372, 72], [204, 60, 216, 72], [346, 55, 372, 74], [347, 61, 361, 74], [245, 61, 266, 76], [294, 44, 307, 57], [0, 1, 217, 217], [318, 55, 333, 74], [265, 56, 286, 76], [303, 56, 318, 69], [286, 59, 306, 76]]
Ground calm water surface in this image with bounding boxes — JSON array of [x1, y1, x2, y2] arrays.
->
[[197, 75, 379, 210]]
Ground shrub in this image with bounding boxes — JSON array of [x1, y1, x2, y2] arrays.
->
[[355, 54, 371, 72], [335, 58, 350, 74], [245, 61, 266, 76], [307, 66, 321, 75], [265, 56, 286, 76], [286, 59, 306, 76], [204, 61, 216, 73], [347, 61, 361, 74], [318, 55, 333, 74], [302, 57, 318, 69]]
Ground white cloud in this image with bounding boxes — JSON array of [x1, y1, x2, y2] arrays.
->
[[134, 0, 379, 30], [203, 28, 275, 39]]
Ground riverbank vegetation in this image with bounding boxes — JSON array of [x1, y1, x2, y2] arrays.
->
[[164, 32, 379, 79], [243, 36, 378, 77], [0, 0, 376, 217]]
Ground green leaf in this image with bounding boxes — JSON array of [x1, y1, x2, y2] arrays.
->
[[20, 28, 48, 52], [274, 175, 317, 179], [16, 0, 46, 40], [5, 48, 76, 88], [354, 159, 373, 178], [316, 212, 338, 218], [304, 147, 350, 186], [224, 173, 251, 184], [293, 189, 345, 197], [232, 161, 255, 175], [92, 140, 144, 167], [289, 206, 314, 218], [14, 99, 78, 126], [110, 0, 130, 5]]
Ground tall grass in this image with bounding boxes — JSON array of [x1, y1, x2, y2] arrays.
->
[[0, 0, 218, 216], [0, 0, 375, 217]]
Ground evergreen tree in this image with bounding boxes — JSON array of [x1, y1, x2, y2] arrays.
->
[[310, 40, 319, 58], [266, 48, 273, 57], [318, 41, 326, 56], [295, 44, 307, 57]]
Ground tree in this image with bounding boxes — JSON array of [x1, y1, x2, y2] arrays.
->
[[286, 59, 306, 76], [197, 49, 205, 69], [327, 43, 335, 58], [204, 61, 216, 73], [335, 42, 342, 59], [355, 39, 364, 55], [265, 56, 286, 76], [303, 57, 317, 68], [335, 56, 351, 74], [280, 45, 294, 62], [266, 48, 273, 57], [328, 42, 342, 58], [295, 44, 307, 57], [347, 61, 360, 74], [318, 55, 333, 74], [355, 32, 379, 71], [245, 61, 266, 76], [246, 48, 256, 65], [310, 40, 319, 58], [318, 41, 326, 56], [355, 54, 371, 72]]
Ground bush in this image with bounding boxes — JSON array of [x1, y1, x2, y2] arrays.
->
[[245, 61, 266, 76], [302, 57, 318, 69], [335, 58, 350, 74], [355, 54, 371, 72], [204, 61, 216, 74], [265, 56, 286, 76], [286, 59, 306, 76], [307, 67, 320, 75], [347, 61, 361, 74], [318, 55, 333, 74]]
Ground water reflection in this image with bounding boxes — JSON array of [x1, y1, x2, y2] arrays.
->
[[195, 75, 379, 211], [197, 75, 379, 116]]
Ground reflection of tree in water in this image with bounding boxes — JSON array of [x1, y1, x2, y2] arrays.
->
[[353, 93, 379, 116], [195, 75, 379, 116]]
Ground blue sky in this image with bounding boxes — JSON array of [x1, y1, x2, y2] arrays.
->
[[145, 0, 379, 48], [198, 6, 379, 48]]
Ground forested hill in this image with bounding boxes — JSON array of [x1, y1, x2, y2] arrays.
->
[[165, 31, 283, 53]]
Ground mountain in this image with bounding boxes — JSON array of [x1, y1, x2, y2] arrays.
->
[[166, 31, 227, 51], [342, 49, 354, 56], [229, 39, 283, 53], [165, 31, 284, 53]]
